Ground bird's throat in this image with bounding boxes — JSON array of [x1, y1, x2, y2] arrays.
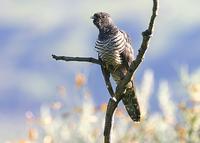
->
[[98, 25, 118, 41]]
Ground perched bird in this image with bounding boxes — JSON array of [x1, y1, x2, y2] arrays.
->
[[91, 12, 140, 121]]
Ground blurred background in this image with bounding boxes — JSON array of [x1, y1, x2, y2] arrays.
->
[[0, 0, 200, 142]]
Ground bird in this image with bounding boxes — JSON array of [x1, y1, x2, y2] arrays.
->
[[91, 12, 140, 122]]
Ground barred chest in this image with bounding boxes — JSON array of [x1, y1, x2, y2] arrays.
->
[[95, 31, 126, 68]]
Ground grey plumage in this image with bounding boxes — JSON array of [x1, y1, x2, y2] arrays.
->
[[92, 12, 140, 121], [95, 31, 126, 70]]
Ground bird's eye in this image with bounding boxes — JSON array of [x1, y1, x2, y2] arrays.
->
[[102, 16, 106, 19]]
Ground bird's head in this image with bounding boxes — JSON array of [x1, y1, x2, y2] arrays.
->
[[91, 12, 114, 31]]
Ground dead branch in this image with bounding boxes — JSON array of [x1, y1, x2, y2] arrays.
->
[[52, 54, 101, 65], [52, 0, 159, 142], [103, 0, 159, 142]]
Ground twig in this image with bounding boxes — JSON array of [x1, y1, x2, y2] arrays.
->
[[103, 0, 159, 142], [52, 54, 101, 65]]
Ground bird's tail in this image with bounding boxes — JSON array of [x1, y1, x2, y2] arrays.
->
[[122, 85, 140, 122]]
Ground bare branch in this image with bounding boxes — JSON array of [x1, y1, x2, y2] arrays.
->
[[52, 54, 101, 65], [52, 0, 158, 142], [117, 0, 159, 96], [103, 0, 159, 142]]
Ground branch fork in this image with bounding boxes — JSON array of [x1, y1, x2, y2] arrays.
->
[[52, 0, 158, 142]]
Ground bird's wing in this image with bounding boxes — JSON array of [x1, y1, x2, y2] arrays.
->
[[120, 30, 134, 68]]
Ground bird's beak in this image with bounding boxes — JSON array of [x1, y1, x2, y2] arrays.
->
[[90, 16, 95, 19]]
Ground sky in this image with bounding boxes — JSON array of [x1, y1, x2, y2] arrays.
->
[[0, 0, 200, 141]]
